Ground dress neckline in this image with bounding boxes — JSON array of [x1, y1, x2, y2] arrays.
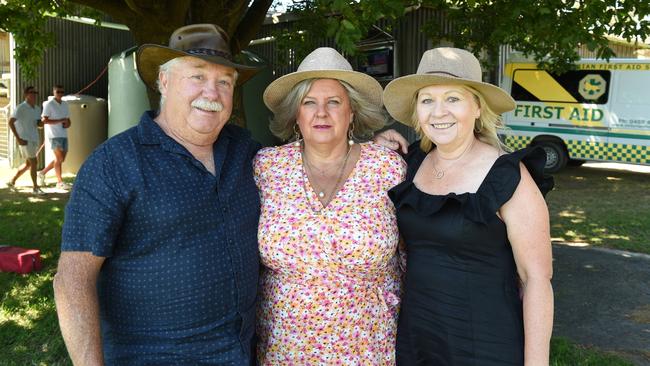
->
[[410, 147, 507, 198], [297, 143, 366, 214], [389, 145, 554, 224]]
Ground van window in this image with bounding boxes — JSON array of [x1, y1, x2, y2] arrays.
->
[[613, 71, 649, 105], [511, 69, 611, 104]]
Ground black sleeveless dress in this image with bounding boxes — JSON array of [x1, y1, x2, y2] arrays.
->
[[388, 143, 553, 366]]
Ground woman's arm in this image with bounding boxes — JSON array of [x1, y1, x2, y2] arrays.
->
[[500, 163, 554, 366]]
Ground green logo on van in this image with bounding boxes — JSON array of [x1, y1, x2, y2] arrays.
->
[[579, 74, 606, 100]]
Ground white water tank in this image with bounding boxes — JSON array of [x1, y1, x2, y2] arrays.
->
[[108, 47, 150, 137], [43, 95, 107, 174]]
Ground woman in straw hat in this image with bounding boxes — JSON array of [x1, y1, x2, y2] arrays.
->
[[385, 48, 554, 365], [254, 47, 406, 365]]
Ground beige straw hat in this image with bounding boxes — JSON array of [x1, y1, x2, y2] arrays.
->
[[263, 47, 383, 113], [137, 24, 261, 90], [383, 47, 515, 125]]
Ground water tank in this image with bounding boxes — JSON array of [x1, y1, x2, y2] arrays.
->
[[241, 51, 279, 147], [43, 95, 107, 174], [108, 46, 150, 137]]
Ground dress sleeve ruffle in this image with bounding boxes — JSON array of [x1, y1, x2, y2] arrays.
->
[[388, 146, 554, 225]]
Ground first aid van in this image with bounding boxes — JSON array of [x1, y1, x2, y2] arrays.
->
[[499, 57, 650, 172]]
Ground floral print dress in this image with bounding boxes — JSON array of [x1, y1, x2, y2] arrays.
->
[[254, 142, 406, 365]]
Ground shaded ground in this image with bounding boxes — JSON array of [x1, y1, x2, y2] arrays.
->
[[553, 244, 650, 365]]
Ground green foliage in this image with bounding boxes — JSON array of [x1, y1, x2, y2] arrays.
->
[[421, 0, 650, 72], [272, 0, 407, 64], [1, 0, 649, 81], [0, 0, 101, 81], [283, 0, 649, 73]]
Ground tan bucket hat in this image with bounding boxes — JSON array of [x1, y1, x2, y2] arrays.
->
[[383, 47, 515, 125], [263, 47, 383, 113], [137, 24, 261, 91]]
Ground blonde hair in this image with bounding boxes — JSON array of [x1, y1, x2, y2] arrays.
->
[[410, 85, 506, 153], [269, 78, 387, 141]]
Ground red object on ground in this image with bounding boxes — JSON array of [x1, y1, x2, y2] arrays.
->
[[0, 246, 43, 274]]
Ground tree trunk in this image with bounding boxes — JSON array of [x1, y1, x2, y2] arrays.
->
[[70, 0, 273, 128]]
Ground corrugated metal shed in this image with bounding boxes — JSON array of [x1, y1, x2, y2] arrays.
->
[[0, 108, 8, 159], [15, 17, 135, 100], [2, 17, 135, 162], [251, 7, 451, 80]]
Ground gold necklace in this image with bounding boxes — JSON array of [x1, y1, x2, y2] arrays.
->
[[301, 143, 353, 214], [431, 138, 475, 179], [303, 151, 337, 181]]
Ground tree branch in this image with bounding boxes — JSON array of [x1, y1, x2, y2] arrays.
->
[[68, 0, 133, 21], [167, 0, 191, 25], [233, 0, 273, 53], [123, 0, 146, 16]]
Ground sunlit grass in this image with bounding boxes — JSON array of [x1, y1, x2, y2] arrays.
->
[[548, 165, 650, 254], [0, 181, 72, 366]]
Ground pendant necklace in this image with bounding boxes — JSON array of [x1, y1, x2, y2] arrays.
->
[[431, 138, 475, 179], [301, 143, 353, 213]]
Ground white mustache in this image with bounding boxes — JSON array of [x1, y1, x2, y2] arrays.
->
[[191, 98, 223, 112]]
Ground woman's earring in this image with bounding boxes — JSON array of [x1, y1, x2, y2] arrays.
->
[[348, 121, 355, 146], [293, 123, 302, 147], [474, 118, 483, 133]]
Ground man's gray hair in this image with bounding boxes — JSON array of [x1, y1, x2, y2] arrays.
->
[[157, 58, 182, 108]]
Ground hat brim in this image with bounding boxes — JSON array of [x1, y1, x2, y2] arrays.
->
[[136, 44, 262, 91], [263, 69, 383, 113], [383, 75, 515, 126]]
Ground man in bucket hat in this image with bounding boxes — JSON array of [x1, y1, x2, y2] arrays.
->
[[54, 24, 262, 365]]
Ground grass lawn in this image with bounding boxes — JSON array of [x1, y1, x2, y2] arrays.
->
[[550, 337, 634, 366], [1, 164, 648, 365], [0, 187, 70, 365], [547, 164, 650, 254]]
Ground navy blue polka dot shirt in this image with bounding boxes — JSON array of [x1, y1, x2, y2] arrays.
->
[[62, 111, 261, 365]]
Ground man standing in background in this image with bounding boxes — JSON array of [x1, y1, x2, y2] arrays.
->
[[6, 86, 45, 196], [39, 84, 71, 190]]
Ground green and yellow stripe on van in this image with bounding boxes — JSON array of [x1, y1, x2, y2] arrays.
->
[[504, 130, 650, 164]]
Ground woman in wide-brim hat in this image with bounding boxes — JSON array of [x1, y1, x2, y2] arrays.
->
[[385, 47, 554, 365], [254, 47, 406, 365]]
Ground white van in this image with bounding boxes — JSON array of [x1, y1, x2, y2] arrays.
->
[[498, 57, 650, 172]]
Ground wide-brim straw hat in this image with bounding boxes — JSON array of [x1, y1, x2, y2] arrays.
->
[[137, 24, 261, 90], [263, 47, 383, 113], [383, 47, 515, 125]]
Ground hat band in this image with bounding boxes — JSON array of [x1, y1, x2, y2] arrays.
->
[[425, 70, 461, 78], [186, 48, 232, 61]]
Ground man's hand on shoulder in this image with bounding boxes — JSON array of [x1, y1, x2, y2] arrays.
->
[[373, 129, 409, 154]]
